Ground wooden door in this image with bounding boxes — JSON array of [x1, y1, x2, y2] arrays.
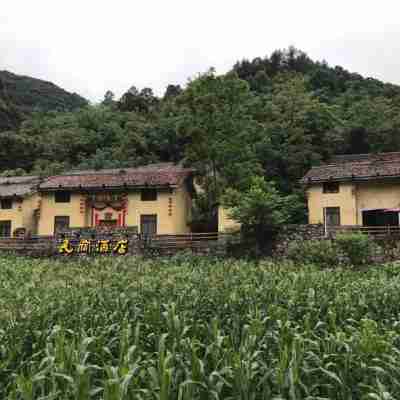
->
[[140, 214, 157, 236], [0, 220, 11, 237]]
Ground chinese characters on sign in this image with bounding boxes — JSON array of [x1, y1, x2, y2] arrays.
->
[[58, 238, 129, 255]]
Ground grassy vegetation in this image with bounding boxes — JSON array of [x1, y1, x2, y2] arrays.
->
[[2, 255, 400, 399]]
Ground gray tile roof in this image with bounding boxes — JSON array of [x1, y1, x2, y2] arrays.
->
[[39, 164, 194, 190], [0, 176, 39, 198], [0, 163, 194, 197], [301, 152, 400, 184]]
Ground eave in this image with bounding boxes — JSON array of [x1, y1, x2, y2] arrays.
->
[[301, 174, 400, 186], [38, 184, 178, 193]]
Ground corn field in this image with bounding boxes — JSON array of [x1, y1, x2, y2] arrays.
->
[[2, 255, 400, 399]]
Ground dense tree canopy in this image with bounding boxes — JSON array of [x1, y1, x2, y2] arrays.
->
[[0, 70, 87, 131], [3, 47, 400, 224]]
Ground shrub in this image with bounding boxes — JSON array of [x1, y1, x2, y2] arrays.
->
[[286, 239, 340, 267], [335, 232, 377, 266]]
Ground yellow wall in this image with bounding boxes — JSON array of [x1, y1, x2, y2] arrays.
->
[[0, 198, 24, 235], [34, 187, 192, 235], [307, 180, 400, 226], [125, 187, 191, 234], [355, 181, 400, 224], [37, 192, 86, 235], [22, 193, 40, 234], [172, 185, 192, 234], [307, 183, 357, 225], [218, 206, 241, 233], [0, 194, 43, 236]]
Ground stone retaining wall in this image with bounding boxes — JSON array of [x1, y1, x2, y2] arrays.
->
[[0, 235, 229, 257], [272, 224, 325, 258]]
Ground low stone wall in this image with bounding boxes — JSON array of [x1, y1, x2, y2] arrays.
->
[[272, 224, 400, 263], [0, 237, 55, 257], [10, 226, 394, 260], [0, 233, 231, 258], [272, 224, 325, 258]]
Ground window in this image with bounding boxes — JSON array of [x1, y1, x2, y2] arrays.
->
[[55, 191, 71, 203], [140, 214, 157, 236], [0, 221, 11, 237], [1, 199, 12, 209], [54, 216, 70, 234], [324, 207, 341, 226], [141, 189, 157, 201], [362, 209, 399, 227], [323, 182, 339, 194]]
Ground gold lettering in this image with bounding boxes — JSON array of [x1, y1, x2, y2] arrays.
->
[[59, 239, 74, 255]]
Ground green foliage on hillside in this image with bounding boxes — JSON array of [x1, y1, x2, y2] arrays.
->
[[0, 70, 87, 131], [3, 47, 400, 224], [3, 255, 400, 398]]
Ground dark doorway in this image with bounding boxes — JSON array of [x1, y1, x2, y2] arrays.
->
[[140, 214, 157, 236], [362, 210, 399, 226], [324, 207, 341, 227], [0, 221, 11, 237], [54, 216, 70, 234]]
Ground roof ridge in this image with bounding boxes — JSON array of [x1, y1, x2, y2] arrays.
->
[[39, 165, 194, 190], [302, 153, 400, 184], [62, 163, 184, 177], [310, 157, 400, 170], [331, 152, 400, 163]]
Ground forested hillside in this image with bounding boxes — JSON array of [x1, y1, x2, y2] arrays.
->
[[2, 47, 400, 223], [0, 70, 87, 131]]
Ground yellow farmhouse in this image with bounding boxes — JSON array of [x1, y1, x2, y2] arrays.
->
[[0, 164, 194, 236], [218, 206, 241, 233], [302, 152, 400, 229]]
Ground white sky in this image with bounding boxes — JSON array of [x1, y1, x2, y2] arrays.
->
[[1, 0, 400, 102]]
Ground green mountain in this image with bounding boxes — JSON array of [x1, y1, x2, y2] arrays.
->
[[0, 70, 87, 131], [3, 48, 400, 226]]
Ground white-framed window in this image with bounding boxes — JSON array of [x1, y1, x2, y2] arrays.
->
[[324, 207, 341, 226]]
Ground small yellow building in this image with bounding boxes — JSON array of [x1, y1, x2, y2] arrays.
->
[[218, 206, 241, 233], [0, 176, 40, 237], [0, 164, 195, 236], [302, 152, 400, 229]]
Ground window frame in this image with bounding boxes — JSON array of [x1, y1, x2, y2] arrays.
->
[[0, 220, 11, 237], [140, 214, 157, 236], [140, 189, 157, 202], [323, 182, 340, 194], [0, 198, 12, 209], [324, 207, 341, 227], [54, 191, 71, 203]]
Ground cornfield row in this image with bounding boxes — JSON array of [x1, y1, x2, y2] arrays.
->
[[2, 254, 400, 399]]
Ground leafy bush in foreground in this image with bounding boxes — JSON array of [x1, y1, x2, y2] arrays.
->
[[2, 255, 400, 398], [335, 232, 378, 266], [286, 238, 340, 267], [287, 233, 380, 267]]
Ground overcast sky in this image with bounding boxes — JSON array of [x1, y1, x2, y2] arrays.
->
[[1, 0, 400, 102]]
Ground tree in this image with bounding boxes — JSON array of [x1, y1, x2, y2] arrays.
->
[[0, 131, 38, 171], [0, 168, 26, 177], [223, 176, 301, 253], [164, 84, 182, 99], [340, 95, 400, 153], [3, 46, 400, 229], [102, 90, 115, 107], [176, 70, 266, 205], [118, 86, 158, 113], [31, 159, 69, 177], [258, 74, 343, 193]]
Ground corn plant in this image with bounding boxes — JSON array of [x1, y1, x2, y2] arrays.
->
[[2, 255, 400, 398]]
